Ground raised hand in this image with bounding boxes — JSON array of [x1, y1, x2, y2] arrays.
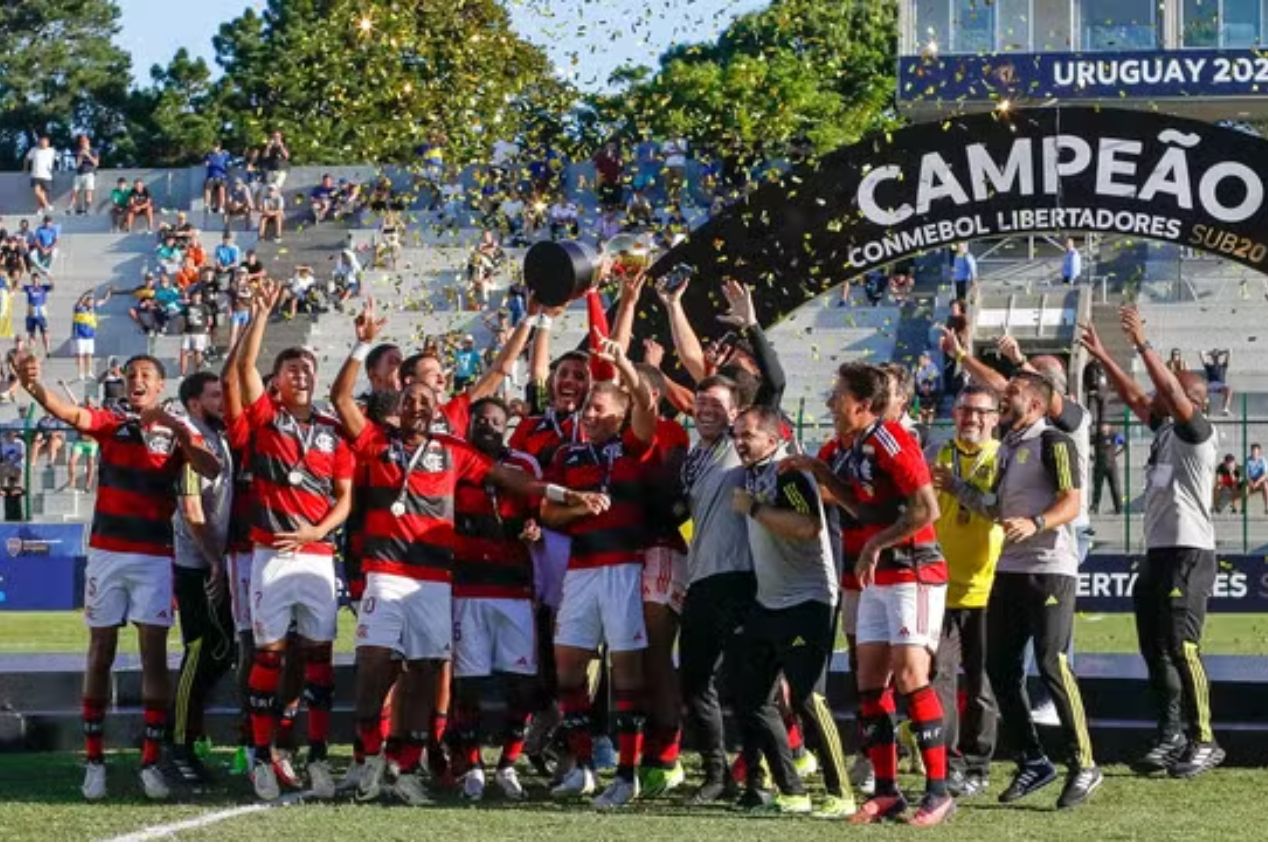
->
[[1120, 305, 1148, 348], [14, 351, 40, 390], [996, 334, 1023, 365], [355, 296, 387, 343], [642, 338, 665, 369], [718, 278, 757, 328], [1078, 322, 1108, 360]]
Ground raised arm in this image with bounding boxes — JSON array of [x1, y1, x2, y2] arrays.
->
[[141, 405, 222, 479], [597, 338, 655, 444], [642, 339, 695, 415], [656, 278, 707, 383], [1120, 305, 1198, 423], [466, 302, 534, 401], [1079, 320, 1153, 424], [221, 316, 248, 423], [239, 278, 283, 405], [610, 271, 647, 355], [941, 327, 1008, 394], [15, 353, 93, 431], [330, 299, 384, 441], [525, 303, 565, 412]]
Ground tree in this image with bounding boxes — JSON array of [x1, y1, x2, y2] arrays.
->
[[593, 0, 898, 156], [126, 49, 224, 167], [0, 0, 134, 168], [209, 0, 572, 166]]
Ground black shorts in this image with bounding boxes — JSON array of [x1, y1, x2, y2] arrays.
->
[[205, 176, 226, 190], [30, 177, 51, 191]]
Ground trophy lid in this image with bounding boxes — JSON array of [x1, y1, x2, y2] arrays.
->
[[523, 240, 598, 307]]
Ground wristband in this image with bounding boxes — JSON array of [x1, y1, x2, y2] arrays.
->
[[534, 314, 554, 331], [1135, 340, 1152, 354], [545, 484, 568, 503], [1032, 514, 1047, 533], [350, 342, 371, 362]]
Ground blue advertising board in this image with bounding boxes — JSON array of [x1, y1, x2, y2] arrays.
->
[[0, 523, 87, 610], [1078, 553, 1268, 613], [900, 49, 1268, 104]]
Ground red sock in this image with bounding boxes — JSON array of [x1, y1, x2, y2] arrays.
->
[[379, 689, 394, 743], [82, 697, 105, 763], [500, 708, 529, 767], [455, 704, 481, 769], [398, 732, 425, 773], [248, 650, 283, 755], [358, 719, 384, 758], [560, 686, 593, 766], [906, 685, 948, 795], [585, 290, 617, 381], [141, 702, 166, 767], [657, 726, 682, 767], [860, 687, 898, 794], [614, 688, 645, 778], [783, 711, 805, 754], [303, 653, 334, 748]]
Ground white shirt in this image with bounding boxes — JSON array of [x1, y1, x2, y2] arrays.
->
[[663, 138, 687, 168], [491, 140, 520, 167], [27, 147, 56, 180]]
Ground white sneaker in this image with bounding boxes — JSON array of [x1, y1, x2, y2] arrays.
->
[[593, 775, 639, 809], [307, 759, 336, 799], [81, 762, 106, 801], [273, 751, 301, 789], [461, 767, 486, 801], [339, 759, 366, 793], [251, 760, 280, 801], [850, 754, 876, 795], [139, 765, 170, 801], [495, 766, 526, 801], [550, 765, 596, 798], [392, 771, 433, 806], [355, 755, 386, 802]]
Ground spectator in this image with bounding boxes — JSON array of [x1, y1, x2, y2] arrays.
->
[[334, 178, 362, 218], [632, 131, 660, 194], [71, 288, 111, 381], [97, 357, 126, 409], [24, 136, 56, 214], [1, 460, 23, 522], [547, 196, 579, 240], [504, 278, 527, 327], [497, 190, 526, 242], [1200, 349, 1233, 415], [28, 413, 66, 470], [213, 231, 241, 287], [1084, 358, 1109, 425], [174, 256, 200, 292], [913, 350, 943, 423], [65, 420, 99, 493], [625, 188, 654, 229], [242, 249, 266, 284], [952, 242, 977, 300], [3, 230, 32, 286], [153, 275, 183, 332], [310, 173, 337, 222], [0, 429, 25, 488], [332, 245, 362, 306], [227, 268, 253, 349], [439, 171, 466, 223], [109, 178, 130, 231], [943, 299, 970, 395], [203, 141, 232, 213], [863, 268, 888, 306], [593, 139, 624, 209], [1062, 237, 1082, 285], [155, 235, 184, 276], [1246, 443, 1268, 514], [662, 136, 688, 203], [282, 265, 318, 320], [125, 273, 160, 334], [261, 131, 291, 188], [466, 230, 503, 310], [22, 276, 53, 356], [29, 216, 59, 279], [374, 210, 403, 270], [1214, 453, 1243, 514], [167, 211, 198, 249], [180, 288, 212, 375], [452, 334, 483, 391], [258, 185, 285, 242], [1166, 348, 1187, 376], [595, 206, 623, 247], [67, 135, 99, 215], [125, 178, 155, 233], [1091, 422, 1124, 515], [890, 266, 914, 303], [225, 177, 254, 228]]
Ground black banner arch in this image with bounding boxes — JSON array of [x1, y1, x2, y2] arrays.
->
[[639, 106, 1268, 343]]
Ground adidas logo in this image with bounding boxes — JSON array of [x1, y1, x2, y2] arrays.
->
[[791, 636, 807, 647], [1045, 595, 1059, 606], [898, 627, 910, 638], [1169, 587, 1184, 598], [516, 657, 528, 666]]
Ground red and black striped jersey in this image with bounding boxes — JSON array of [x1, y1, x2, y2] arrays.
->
[[85, 408, 194, 557], [350, 422, 493, 582], [648, 417, 690, 552], [225, 412, 254, 554], [546, 428, 657, 570], [453, 449, 540, 599], [430, 392, 472, 438], [244, 393, 354, 554], [826, 420, 945, 586], [508, 409, 583, 469]]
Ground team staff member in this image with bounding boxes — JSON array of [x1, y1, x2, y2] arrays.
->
[[15, 351, 221, 802], [168, 372, 236, 784], [988, 372, 1100, 809], [927, 385, 1003, 798], [731, 405, 851, 819], [542, 340, 655, 809], [1080, 309, 1223, 778], [235, 280, 355, 802]]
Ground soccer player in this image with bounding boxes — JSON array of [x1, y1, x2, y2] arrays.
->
[[235, 280, 355, 801], [927, 385, 1004, 797], [450, 397, 543, 802], [730, 405, 850, 818], [988, 371, 1099, 809], [332, 301, 603, 806], [1081, 309, 1223, 778], [15, 351, 221, 802], [168, 372, 236, 784], [542, 339, 656, 808], [789, 362, 951, 826]]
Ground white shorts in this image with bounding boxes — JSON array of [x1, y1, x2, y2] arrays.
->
[[249, 546, 337, 645], [555, 563, 647, 653], [356, 572, 451, 661], [641, 546, 686, 614], [74, 173, 96, 192], [183, 334, 209, 352], [855, 581, 946, 650], [74, 338, 95, 356], [227, 550, 254, 634], [531, 529, 571, 610], [453, 597, 537, 678], [83, 549, 173, 628], [840, 587, 861, 638]]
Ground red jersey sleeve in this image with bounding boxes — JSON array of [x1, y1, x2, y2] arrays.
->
[[332, 436, 355, 481], [875, 422, 931, 495], [225, 412, 250, 451], [244, 392, 277, 431], [622, 426, 658, 461], [443, 393, 472, 438], [350, 421, 389, 461], [81, 407, 123, 440], [444, 435, 494, 484]]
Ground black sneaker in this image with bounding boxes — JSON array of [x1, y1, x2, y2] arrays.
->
[[946, 767, 967, 797], [1057, 766, 1103, 809], [1131, 732, 1186, 775], [690, 777, 738, 804], [1168, 741, 1225, 779], [999, 757, 1058, 803], [735, 787, 773, 811], [166, 746, 211, 786]]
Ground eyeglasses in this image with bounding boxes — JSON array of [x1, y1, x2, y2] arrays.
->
[[957, 406, 999, 417]]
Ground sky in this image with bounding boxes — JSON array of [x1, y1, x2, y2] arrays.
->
[[116, 0, 767, 91]]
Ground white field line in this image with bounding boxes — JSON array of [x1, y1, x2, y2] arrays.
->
[[100, 790, 311, 843]]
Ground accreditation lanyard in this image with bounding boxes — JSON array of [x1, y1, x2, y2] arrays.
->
[[949, 441, 988, 524], [390, 436, 433, 517], [587, 440, 620, 495], [844, 420, 885, 484], [681, 435, 729, 492]]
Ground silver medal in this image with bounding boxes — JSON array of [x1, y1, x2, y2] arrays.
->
[[287, 470, 303, 486], [390, 501, 407, 517]]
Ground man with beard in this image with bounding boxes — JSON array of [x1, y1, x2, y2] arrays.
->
[[332, 301, 603, 805], [15, 351, 221, 802], [1080, 308, 1222, 778]]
